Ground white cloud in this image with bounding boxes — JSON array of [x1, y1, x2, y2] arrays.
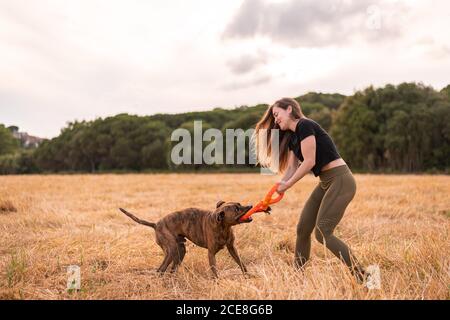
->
[[0, 0, 449, 138]]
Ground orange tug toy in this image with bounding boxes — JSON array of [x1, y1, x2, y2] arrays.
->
[[240, 183, 285, 222]]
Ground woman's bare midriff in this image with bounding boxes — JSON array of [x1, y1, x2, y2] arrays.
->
[[320, 158, 347, 172]]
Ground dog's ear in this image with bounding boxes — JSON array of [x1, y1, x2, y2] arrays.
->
[[216, 200, 225, 208], [216, 210, 225, 222]]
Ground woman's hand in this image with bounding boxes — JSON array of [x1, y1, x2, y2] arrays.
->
[[277, 181, 291, 194]]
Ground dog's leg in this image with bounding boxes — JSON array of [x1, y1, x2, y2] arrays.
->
[[176, 236, 187, 263], [170, 243, 186, 273], [156, 231, 175, 274], [227, 243, 247, 274], [157, 252, 173, 274], [178, 244, 186, 263], [208, 250, 219, 278], [157, 231, 181, 274]]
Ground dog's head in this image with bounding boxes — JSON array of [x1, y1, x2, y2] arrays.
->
[[213, 200, 253, 225]]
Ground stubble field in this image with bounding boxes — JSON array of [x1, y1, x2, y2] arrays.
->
[[0, 173, 449, 299]]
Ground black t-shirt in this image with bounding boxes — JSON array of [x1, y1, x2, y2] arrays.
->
[[288, 118, 341, 177]]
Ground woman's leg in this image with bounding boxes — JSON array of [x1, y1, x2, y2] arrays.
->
[[314, 172, 365, 280], [294, 183, 325, 268]]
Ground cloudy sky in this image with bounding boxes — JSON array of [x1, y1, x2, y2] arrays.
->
[[1, 0, 450, 138]]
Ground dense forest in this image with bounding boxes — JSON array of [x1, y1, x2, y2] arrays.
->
[[1, 82, 449, 174]]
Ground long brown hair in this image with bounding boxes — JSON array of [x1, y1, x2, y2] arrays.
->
[[252, 97, 304, 173]]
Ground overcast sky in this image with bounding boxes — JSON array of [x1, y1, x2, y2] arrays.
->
[[1, 0, 450, 138]]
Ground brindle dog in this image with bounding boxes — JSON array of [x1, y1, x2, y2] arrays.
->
[[119, 201, 265, 278]]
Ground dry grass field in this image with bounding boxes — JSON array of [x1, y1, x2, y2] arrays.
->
[[0, 173, 449, 300]]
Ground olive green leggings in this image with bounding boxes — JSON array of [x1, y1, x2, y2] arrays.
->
[[295, 165, 365, 279]]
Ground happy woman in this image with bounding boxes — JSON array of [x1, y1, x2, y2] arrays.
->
[[253, 97, 366, 283]]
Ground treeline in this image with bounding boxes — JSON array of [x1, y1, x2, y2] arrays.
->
[[0, 83, 449, 174], [332, 83, 450, 172]]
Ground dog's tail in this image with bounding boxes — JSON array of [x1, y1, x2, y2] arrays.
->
[[119, 208, 156, 229]]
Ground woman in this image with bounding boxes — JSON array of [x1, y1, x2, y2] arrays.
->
[[253, 97, 366, 282]]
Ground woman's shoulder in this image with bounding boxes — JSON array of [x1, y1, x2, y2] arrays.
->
[[300, 117, 327, 130], [295, 117, 317, 131], [293, 117, 327, 141], [299, 117, 316, 124]]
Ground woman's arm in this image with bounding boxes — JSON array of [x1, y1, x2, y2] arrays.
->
[[278, 135, 316, 193]]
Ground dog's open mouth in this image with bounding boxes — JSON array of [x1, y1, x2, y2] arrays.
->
[[236, 206, 253, 223]]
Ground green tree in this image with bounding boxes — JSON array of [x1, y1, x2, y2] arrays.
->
[[332, 83, 450, 172], [440, 84, 450, 99], [0, 124, 19, 156]]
